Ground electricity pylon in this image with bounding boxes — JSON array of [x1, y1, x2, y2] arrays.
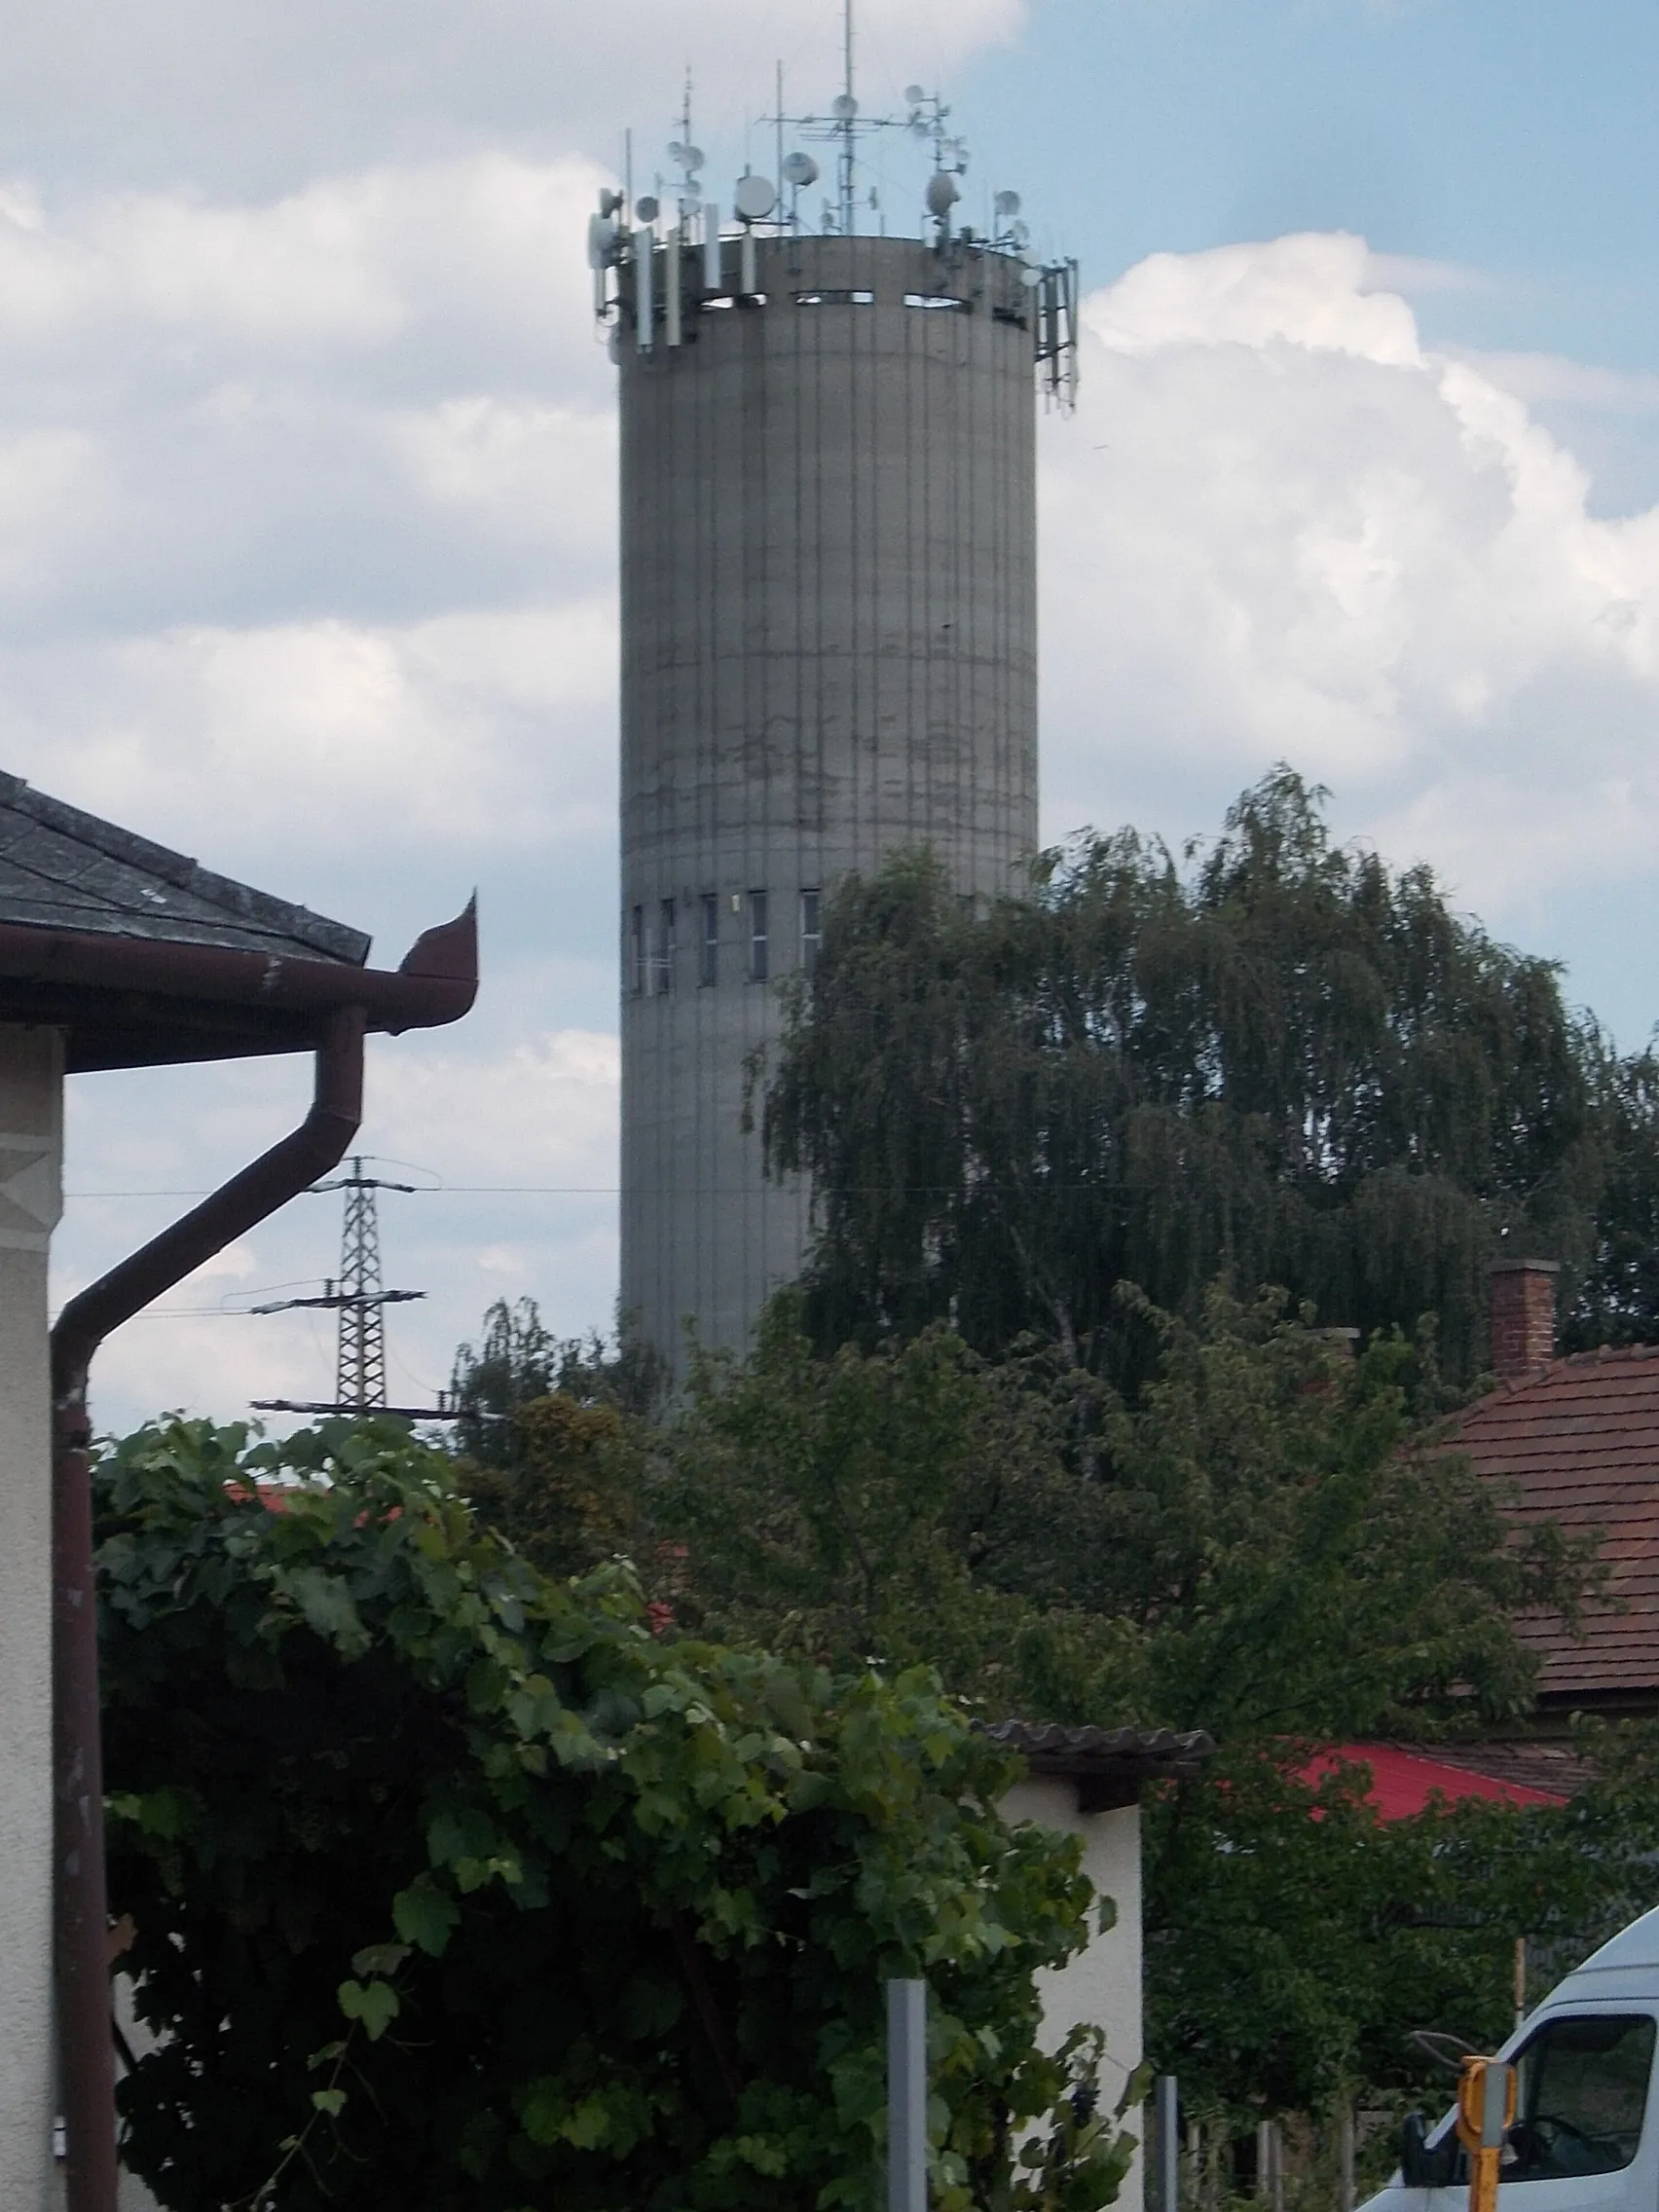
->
[[334, 1158, 394, 1411], [250, 1158, 453, 1419]]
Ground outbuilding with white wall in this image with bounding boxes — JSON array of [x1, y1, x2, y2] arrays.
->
[[990, 1719, 1215, 2212]]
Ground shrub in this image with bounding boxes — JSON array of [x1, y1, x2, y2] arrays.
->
[[99, 1417, 1134, 2211]]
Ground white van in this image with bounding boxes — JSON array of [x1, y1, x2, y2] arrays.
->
[[1363, 1907, 1659, 2211]]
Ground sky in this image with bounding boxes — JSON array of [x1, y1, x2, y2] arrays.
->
[[18, 0, 1659, 1431]]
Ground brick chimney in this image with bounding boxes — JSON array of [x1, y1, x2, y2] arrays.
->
[[1489, 1259, 1559, 1382]]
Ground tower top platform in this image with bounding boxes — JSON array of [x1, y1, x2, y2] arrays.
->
[[589, 69, 1078, 408]]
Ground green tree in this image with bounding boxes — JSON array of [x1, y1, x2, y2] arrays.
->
[[1576, 1043, 1659, 1346], [449, 1297, 666, 1468], [1147, 1727, 1659, 2123], [762, 771, 1622, 1387], [660, 1290, 1588, 1744], [99, 1415, 1134, 2212], [645, 1293, 1644, 2124]]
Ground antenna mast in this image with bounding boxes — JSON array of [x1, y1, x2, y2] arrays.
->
[[839, 0, 855, 234]]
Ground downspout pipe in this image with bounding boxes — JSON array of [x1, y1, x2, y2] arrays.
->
[[51, 1005, 366, 2212]]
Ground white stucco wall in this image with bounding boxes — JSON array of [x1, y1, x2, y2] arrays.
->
[[0, 1025, 64, 2209], [1001, 1778, 1145, 2212]]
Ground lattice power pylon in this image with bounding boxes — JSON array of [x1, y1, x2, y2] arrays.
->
[[250, 1157, 455, 1420], [335, 1160, 389, 1412]]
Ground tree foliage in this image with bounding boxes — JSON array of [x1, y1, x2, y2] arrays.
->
[[99, 1416, 1134, 2212], [659, 1291, 1590, 1745], [448, 1297, 667, 1467], [1148, 1723, 1659, 2122], [629, 1293, 1655, 2123], [762, 771, 1638, 1386]]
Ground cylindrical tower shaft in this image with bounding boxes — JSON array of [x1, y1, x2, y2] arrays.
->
[[617, 230, 1039, 1364]]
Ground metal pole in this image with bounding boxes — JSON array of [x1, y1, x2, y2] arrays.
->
[[1155, 2077, 1179, 2212], [1340, 2105, 1356, 2212], [887, 1978, 926, 2212], [840, 0, 855, 234]]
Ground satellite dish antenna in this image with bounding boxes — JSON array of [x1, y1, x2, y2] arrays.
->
[[831, 92, 858, 120], [669, 142, 705, 171], [783, 151, 819, 188], [635, 194, 659, 222], [1020, 265, 1043, 289], [994, 190, 1021, 224], [904, 84, 926, 105], [924, 171, 960, 217], [733, 172, 777, 221]]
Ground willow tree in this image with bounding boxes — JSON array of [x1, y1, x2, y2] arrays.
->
[[761, 770, 1620, 1386]]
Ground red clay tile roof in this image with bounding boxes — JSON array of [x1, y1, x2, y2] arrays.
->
[[1305, 1743, 1567, 1816], [1450, 1345, 1659, 1703], [1416, 1737, 1594, 1798]]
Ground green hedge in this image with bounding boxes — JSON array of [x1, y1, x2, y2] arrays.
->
[[98, 1417, 1136, 2211]]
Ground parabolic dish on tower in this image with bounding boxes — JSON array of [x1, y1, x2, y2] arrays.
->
[[733, 173, 778, 221]]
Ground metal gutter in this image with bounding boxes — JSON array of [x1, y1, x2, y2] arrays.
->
[[0, 898, 477, 1038], [47, 902, 476, 2211]]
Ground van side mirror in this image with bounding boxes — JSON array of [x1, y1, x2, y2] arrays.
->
[[1400, 2113, 1458, 2188]]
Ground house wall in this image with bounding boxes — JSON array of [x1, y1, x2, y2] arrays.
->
[[1000, 1779, 1145, 2212], [0, 1025, 64, 2209]]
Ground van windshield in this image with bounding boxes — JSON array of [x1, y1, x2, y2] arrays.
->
[[1505, 2012, 1655, 2184]]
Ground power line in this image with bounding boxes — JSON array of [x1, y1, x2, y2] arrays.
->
[[249, 1159, 457, 1421]]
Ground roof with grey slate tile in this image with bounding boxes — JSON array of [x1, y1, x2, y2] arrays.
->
[[0, 771, 369, 964]]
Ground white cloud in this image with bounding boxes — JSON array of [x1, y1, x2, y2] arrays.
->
[[366, 1028, 619, 1192], [1044, 232, 1659, 941], [0, 599, 616, 869], [1090, 232, 1422, 366], [0, 0, 1025, 195]]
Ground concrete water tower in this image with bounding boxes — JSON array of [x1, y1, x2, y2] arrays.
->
[[594, 61, 1076, 1367]]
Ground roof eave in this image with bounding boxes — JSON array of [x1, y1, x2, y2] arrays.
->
[[0, 899, 478, 1072]]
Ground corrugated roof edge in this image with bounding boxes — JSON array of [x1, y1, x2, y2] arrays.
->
[[0, 770, 370, 966]]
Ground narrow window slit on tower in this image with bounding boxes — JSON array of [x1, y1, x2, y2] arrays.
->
[[629, 904, 645, 995], [656, 898, 677, 991], [903, 293, 970, 312], [794, 289, 875, 307], [699, 893, 719, 986], [800, 889, 822, 976], [749, 891, 768, 982]]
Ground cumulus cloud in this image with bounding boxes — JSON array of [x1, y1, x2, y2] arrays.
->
[[1043, 232, 1659, 948], [1, 599, 616, 872], [0, 0, 1024, 195]]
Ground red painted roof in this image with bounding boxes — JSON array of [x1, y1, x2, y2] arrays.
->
[[1450, 1346, 1659, 1701], [1306, 1743, 1567, 1818]]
